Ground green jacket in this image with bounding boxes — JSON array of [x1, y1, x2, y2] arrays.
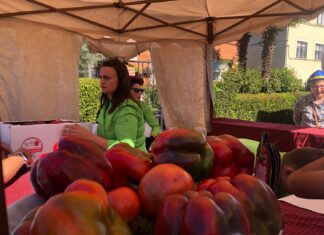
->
[[96, 98, 147, 152], [140, 102, 161, 137]]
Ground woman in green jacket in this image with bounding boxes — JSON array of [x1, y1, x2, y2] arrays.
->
[[130, 75, 161, 149], [62, 59, 146, 152]]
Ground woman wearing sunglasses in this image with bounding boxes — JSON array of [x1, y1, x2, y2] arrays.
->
[[130, 75, 161, 149], [62, 58, 146, 152]]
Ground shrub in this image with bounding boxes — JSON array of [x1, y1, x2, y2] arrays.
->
[[262, 68, 303, 93], [142, 81, 161, 112], [214, 91, 308, 124], [220, 67, 303, 94], [219, 68, 263, 94], [79, 78, 101, 122]]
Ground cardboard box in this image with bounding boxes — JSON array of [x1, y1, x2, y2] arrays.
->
[[0, 120, 93, 162]]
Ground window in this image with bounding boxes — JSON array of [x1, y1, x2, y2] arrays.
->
[[315, 44, 324, 60], [296, 41, 307, 59], [317, 12, 324, 25]]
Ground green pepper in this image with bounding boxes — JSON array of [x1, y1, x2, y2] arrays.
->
[[151, 129, 214, 180]]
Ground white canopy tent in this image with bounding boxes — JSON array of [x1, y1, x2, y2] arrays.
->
[[0, 0, 323, 133]]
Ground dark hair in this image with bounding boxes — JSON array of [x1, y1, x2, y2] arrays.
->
[[130, 75, 144, 87], [98, 58, 131, 114]]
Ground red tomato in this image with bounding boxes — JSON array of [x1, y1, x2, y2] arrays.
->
[[138, 163, 194, 216], [107, 187, 140, 222], [65, 179, 109, 208]]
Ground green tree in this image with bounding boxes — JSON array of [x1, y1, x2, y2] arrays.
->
[[79, 43, 105, 77], [261, 18, 305, 81], [237, 33, 252, 71], [261, 26, 281, 81]]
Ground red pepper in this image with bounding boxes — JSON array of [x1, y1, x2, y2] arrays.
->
[[104, 143, 153, 188], [156, 190, 251, 235], [30, 136, 114, 199], [197, 174, 284, 235], [207, 135, 255, 179]]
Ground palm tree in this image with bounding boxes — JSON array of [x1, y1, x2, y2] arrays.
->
[[261, 26, 281, 80], [237, 33, 252, 71], [261, 18, 305, 81]]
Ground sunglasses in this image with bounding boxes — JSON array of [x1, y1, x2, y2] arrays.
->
[[132, 88, 144, 93], [310, 85, 324, 89]]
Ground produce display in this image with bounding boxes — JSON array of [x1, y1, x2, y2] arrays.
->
[[197, 174, 284, 235], [156, 190, 251, 235], [105, 143, 153, 188], [13, 179, 132, 235], [20, 131, 284, 235], [107, 186, 141, 222], [151, 129, 214, 180], [30, 136, 114, 198], [207, 134, 255, 178], [138, 163, 194, 216]]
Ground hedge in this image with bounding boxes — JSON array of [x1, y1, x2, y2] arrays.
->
[[218, 67, 304, 94], [79, 77, 308, 124], [214, 91, 308, 124], [79, 78, 101, 122]]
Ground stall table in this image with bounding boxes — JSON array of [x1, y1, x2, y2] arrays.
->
[[211, 118, 324, 152], [4, 172, 324, 235], [279, 196, 324, 235]]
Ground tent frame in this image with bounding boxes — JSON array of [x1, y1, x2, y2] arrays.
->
[[1, 0, 323, 43]]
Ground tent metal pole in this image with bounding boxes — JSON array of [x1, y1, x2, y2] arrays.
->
[[206, 17, 215, 132], [0, 150, 9, 235]]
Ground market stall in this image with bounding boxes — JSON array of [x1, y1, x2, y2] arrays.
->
[[1, 1, 324, 235], [1, 0, 323, 132]]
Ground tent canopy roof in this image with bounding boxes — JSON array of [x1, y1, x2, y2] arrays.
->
[[1, 0, 323, 46]]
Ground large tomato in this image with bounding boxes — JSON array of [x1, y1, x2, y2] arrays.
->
[[138, 163, 194, 216], [107, 187, 141, 222], [65, 179, 109, 208]]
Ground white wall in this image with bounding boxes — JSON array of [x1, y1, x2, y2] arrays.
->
[[285, 20, 324, 83], [246, 29, 287, 69], [246, 14, 324, 84]]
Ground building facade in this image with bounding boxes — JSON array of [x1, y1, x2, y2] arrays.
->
[[247, 12, 324, 84]]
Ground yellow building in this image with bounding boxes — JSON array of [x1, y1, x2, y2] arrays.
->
[[247, 12, 324, 84]]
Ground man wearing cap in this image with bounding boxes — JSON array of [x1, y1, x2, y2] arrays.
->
[[293, 70, 324, 128]]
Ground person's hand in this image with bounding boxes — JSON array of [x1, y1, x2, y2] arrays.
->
[[20, 148, 33, 167], [10, 148, 33, 167], [0, 142, 12, 157], [61, 124, 93, 140]]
